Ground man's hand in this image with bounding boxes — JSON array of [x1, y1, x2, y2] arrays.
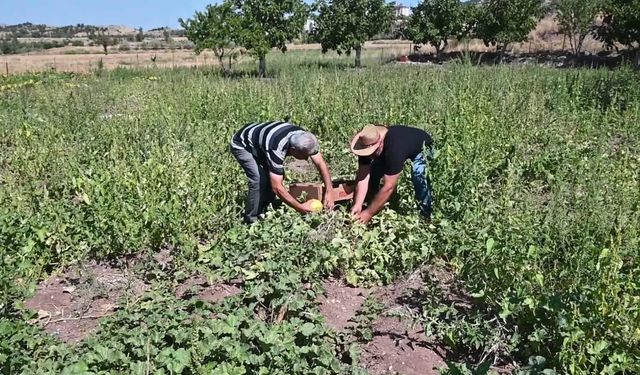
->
[[355, 209, 374, 224], [299, 200, 316, 214], [310, 152, 335, 211], [270, 172, 313, 214], [323, 190, 335, 210], [350, 205, 362, 216]]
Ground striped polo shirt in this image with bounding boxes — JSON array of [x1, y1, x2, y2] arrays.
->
[[231, 121, 305, 175]]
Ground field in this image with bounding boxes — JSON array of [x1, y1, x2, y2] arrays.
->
[[1, 50, 639, 374], [0, 41, 413, 74], [0, 16, 616, 75]]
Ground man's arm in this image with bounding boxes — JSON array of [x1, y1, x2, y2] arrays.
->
[[269, 173, 313, 214], [356, 173, 401, 224], [310, 152, 335, 209], [350, 164, 371, 215]]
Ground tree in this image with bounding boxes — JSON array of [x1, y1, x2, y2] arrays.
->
[[163, 29, 173, 43], [313, 0, 395, 68], [474, 0, 546, 52], [136, 27, 144, 42], [596, 0, 640, 51], [407, 0, 465, 58], [179, 1, 243, 75], [89, 28, 120, 55], [553, 0, 599, 55], [460, 1, 480, 39], [234, 0, 309, 77]]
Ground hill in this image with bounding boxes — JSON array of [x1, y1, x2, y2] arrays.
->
[[0, 22, 183, 39]]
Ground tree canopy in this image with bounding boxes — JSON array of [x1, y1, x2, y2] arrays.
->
[[313, 0, 395, 67]]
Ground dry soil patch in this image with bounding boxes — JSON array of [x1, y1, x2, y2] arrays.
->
[[359, 269, 446, 375], [24, 261, 148, 343], [317, 279, 370, 331], [175, 275, 242, 303]]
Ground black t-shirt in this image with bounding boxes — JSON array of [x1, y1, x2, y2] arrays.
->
[[358, 125, 433, 175]]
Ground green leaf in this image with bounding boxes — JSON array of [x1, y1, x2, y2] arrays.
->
[[300, 322, 316, 337], [587, 340, 609, 356], [345, 271, 359, 286], [61, 361, 90, 375], [486, 238, 495, 253]]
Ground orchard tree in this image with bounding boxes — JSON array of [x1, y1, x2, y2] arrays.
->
[[179, 1, 243, 74], [474, 0, 546, 52], [136, 27, 144, 42], [314, 0, 395, 68], [91, 30, 118, 55], [234, 0, 309, 77], [553, 0, 599, 55], [596, 0, 640, 51], [407, 0, 465, 58]]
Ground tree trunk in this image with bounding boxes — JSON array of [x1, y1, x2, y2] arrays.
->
[[497, 43, 506, 64], [258, 56, 266, 78], [355, 46, 362, 68], [218, 55, 228, 76], [436, 40, 448, 61], [576, 34, 586, 56], [569, 33, 577, 55]]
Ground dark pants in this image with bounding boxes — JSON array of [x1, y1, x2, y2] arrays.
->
[[230, 144, 275, 223], [367, 147, 434, 218]]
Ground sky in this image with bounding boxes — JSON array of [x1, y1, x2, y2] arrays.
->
[[0, 0, 420, 30]]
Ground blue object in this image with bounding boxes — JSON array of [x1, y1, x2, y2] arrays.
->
[[411, 146, 434, 218]]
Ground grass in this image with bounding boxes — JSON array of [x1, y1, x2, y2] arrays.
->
[[0, 51, 639, 374]]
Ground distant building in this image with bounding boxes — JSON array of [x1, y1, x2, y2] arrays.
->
[[395, 4, 412, 18]]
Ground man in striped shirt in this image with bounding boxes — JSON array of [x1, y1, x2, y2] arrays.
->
[[230, 120, 335, 224]]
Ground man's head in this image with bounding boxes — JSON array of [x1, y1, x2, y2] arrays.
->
[[350, 124, 386, 158], [289, 131, 320, 160]]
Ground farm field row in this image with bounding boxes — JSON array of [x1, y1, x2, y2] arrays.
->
[[1, 53, 639, 374]]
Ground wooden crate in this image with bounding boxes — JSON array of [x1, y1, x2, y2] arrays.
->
[[332, 180, 355, 201], [289, 180, 356, 202], [289, 182, 324, 201]]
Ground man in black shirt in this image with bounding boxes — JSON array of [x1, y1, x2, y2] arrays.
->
[[350, 124, 434, 224]]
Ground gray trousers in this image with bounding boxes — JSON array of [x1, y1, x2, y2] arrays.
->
[[230, 144, 275, 223]]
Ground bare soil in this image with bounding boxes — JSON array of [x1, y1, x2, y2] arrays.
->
[[175, 275, 242, 303], [286, 159, 314, 175], [361, 315, 445, 375], [359, 269, 446, 375], [24, 261, 148, 343], [317, 271, 447, 374], [317, 279, 371, 331]]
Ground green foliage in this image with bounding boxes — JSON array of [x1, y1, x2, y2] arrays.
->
[[313, 0, 394, 67], [0, 23, 103, 39], [552, 0, 599, 55], [179, 1, 243, 73], [407, 0, 465, 55], [234, 0, 310, 76], [2, 290, 355, 375], [596, 0, 640, 50], [474, 0, 546, 51], [1, 55, 640, 373], [90, 30, 119, 55], [136, 27, 144, 42], [0, 38, 67, 55]]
